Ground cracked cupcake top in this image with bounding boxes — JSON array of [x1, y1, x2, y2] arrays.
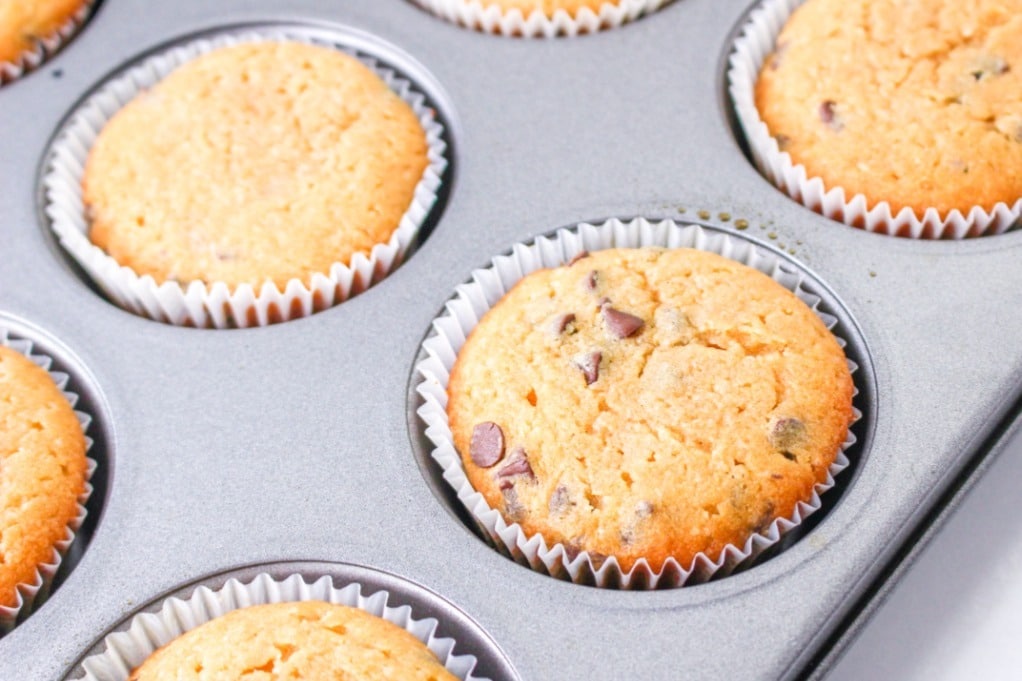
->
[[82, 41, 429, 289], [128, 601, 456, 680], [755, 0, 1022, 215], [447, 247, 854, 572]]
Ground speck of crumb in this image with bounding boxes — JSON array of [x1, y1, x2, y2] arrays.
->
[[677, 207, 687, 214], [796, 240, 803, 245], [734, 219, 749, 230], [697, 210, 711, 220], [52, 68, 63, 78], [718, 212, 731, 222], [767, 232, 778, 240], [869, 270, 877, 278], [788, 249, 796, 255], [760, 224, 769, 230]]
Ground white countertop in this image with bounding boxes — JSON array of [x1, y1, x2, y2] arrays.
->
[[827, 428, 1022, 680]]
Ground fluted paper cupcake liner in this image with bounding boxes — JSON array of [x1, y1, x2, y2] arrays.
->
[[412, 0, 669, 38], [415, 217, 860, 588], [0, 328, 96, 632], [75, 572, 489, 680], [727, 0, 1022, 239], [43, 26, 448, 328], [0, 0, 94, 86]]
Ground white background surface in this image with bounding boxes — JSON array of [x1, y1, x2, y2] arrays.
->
[[826, 429, 1022, 680]]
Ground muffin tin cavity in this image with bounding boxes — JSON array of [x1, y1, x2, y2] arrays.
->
[[410, 217, 875, 588], [724, 0, 1022, 239], [0, 316, 110, 634], [66, 562, 519, 681], [39, 22, 454, 328]]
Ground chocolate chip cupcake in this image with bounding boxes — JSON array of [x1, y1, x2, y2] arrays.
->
[[76, 573, 487, 681], [45, 29, 447, 327], [0, 0, 92, 84], [412, 0, 669, 38], [730, 0, 1022, 238], [0, 340, 91, 630], [416, 218, 859, 588]]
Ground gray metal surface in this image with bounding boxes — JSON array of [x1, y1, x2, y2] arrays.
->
[[1, 0, 1020, 679]]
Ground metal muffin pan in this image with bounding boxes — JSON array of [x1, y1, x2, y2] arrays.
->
[[1, 0, 1020, 678]]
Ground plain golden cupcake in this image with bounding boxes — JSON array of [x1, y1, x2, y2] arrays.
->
[[447, 247, 854, 572], [0, 0, 87, 66], [128, 601, 457, 680], [82, 41, 429, 290], [0, 345, 87, 609], [755, 0, 1022, 217]]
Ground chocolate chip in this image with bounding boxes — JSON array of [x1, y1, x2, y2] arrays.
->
[[501, 485, 526, 521], [470, 422, 505, 468], [603, 307, 644, 339], [550, 312, 576, 336], [572, 351, 601, 385], [585, 270, 599, 291], [567, 251, 590, 266], [496, 446, 534, 480], [770, 417, 806, 451], [549, 484, 574, 514], [780, 451, 797, 462], [819, 101, 842, 130]]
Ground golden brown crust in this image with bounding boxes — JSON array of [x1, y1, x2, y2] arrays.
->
[[128, 601, 456, 681], [0, 346, 87, 608], [755, 0, 1022, 216], [447, 248, 853, 572], [0, 0, 86, 64], [83, 41, 429, 289]]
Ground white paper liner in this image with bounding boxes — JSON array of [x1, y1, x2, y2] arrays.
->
[[0, 0, 94, 85], [43, 27, 449, 328], [415, 217, 861, 589], [0, 327, 96, 632], [75, 572, 490, 680], [412, 0, 669, 38], [727, 0, 1022, 239]]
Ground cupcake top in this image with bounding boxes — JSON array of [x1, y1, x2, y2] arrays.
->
[[82, 41, 429, 289], [128, 601, 457, 680], [755, 0, 1022, 216], [0, 0, 86, 65], [0, 345, 87, 608], [446, 247, 854, 572]]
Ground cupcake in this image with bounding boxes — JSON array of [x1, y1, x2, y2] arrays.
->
[[412, 0, 670, 38], [0, 0, 92, 83], [417, 218, 859, 588], [45, 30, 447, 328], [77, 572, 488, 681], [127, 602, 456, 680], [730, 0, 1022, 238], [0, 343, 89, 627]]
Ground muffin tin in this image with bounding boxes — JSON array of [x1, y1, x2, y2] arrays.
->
[[1, 0, 1021, 679]]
